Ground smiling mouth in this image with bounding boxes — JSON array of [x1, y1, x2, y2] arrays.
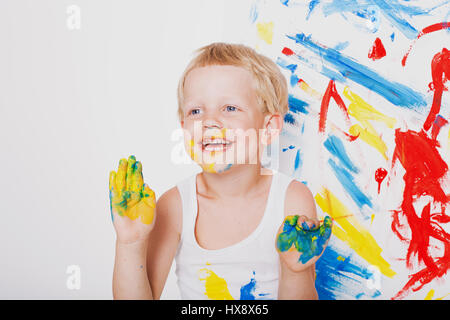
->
[[200, 138, 233, 152]]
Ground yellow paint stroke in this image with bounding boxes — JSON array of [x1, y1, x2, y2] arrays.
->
[[343, 87, 396, 160], [188, 139, 217, 173], [298, 79, 322, 100], [337, 256, 346, 261], [315, 188, 396, 278], [424, 289, 450, 300], [448, 127, 450, 150], [424, 289, 435, 300], [256, 22, 274, 45], [198, 268, 235, 300]]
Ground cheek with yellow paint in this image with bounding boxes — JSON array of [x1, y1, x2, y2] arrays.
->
[[109, 155, 156, 225]]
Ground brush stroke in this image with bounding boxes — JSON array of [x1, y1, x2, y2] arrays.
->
[[315, 188, 396, 278], [286, 33, 426, 108], [328, 158, 373, 210], [316, 245, 382, 299]]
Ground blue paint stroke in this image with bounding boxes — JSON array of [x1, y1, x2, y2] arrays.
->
[[276, 57, 298, 73], [249, 1, 259, 23], [334, 41, 350, 51], [284, 113, 296, 125], [328, 158, 373, 210], [290, 73, 300, 87], [289, 94, 309, 114], [282, 144, 296, 152], [390, 32, 395, 41], [276, 57, 299, 87], [287, 33, 426, 109], [324, 134, 359, 174], [315, 245, 382, 299], [319, 0, 449, 39], [239, 271, 271, 300], [294, 149, 302, 171], [277, 216, 332, 264], [306, 0, 320, 20]]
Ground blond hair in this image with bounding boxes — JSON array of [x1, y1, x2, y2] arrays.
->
[[176, 42, 289, 121]]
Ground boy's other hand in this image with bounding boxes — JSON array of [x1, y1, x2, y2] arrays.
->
[[109, 155, 156, 244], [276, 215, 332, 272]]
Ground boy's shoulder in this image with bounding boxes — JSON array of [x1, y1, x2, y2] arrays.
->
[[284, 178, 317, 220], [155, 185, 183, 232]]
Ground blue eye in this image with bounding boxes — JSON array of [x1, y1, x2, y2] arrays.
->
[[226, 105, 237, 112], [189, 108, 201, 116]]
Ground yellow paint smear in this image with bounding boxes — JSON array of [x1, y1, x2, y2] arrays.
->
[[199, 268, 235, 300], [298, 79, 322, 100], [256, 22, 274, 44], [424, 289, 450, 300], [315, 188, 396, 278], [343, 87, 396, 160]]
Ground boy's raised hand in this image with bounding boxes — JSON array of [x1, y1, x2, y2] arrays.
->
[[276, 215, 332, 272], [109, 155, 156, 244]]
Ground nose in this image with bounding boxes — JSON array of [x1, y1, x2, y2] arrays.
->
[[202, 110, 223, 130]]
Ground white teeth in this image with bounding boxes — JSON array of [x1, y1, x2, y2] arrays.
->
[[202, 138, 231, 145]]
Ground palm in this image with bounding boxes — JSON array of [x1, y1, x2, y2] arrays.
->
[[276, 215, 332, 272], [109, 155, 156, 243]]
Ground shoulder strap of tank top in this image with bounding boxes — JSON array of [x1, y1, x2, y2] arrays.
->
[[176, 173, 197, 243]]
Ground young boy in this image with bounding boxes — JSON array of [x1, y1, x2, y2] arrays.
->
[[109, 42, 332, 300]]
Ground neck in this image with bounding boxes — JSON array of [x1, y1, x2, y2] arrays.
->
[[197, 164, 273, 199]]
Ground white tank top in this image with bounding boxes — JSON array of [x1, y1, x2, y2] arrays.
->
[[174, 170, 295, 300]]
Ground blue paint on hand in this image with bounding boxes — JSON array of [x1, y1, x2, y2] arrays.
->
[[277, 215, 333, 264]]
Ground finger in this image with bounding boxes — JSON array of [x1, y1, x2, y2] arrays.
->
[[296, 215, 307, 230], [109, 171, 116, 222], [143, 184, 156, 209], [130, 161, 143, 193], [126, 155, 137, 191], [109, 186, 126, 218], [116, 158, 128, 195], [320, 216, 333, 239], [284, 215, 299, 227], [308, 218, 320, 230], [109, 171, 117, 192]]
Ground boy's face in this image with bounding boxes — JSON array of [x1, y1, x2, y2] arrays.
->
[[180, 65, 276, 173]]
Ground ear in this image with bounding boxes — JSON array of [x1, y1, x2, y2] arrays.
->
[[261, 113, 283, 145], [180, 120, 184, 128]]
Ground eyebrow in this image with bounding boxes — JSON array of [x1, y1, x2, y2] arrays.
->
[[185, 96, 246, 106]]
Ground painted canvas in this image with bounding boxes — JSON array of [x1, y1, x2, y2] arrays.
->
[[250, 0, 450, 299]]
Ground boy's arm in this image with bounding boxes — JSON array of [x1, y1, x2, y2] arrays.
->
[[146, 187, 182, 299], [113, 239, 153, 299], [112, 187, 181, 300], [276, 180, 332, 300]]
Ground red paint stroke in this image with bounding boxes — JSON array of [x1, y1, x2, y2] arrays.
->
[[374, 168, 387, 194], [423, 48, 450, 132], [390, 49, 450, 299], [282, 47, 295, 56], [391, 129, 450, 299], [342, 130, 360, 142], [319, 80, 350, 133], [368, 38, 386, 61], [431, 115, 449, 141], [402, 22, 450, 66]]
